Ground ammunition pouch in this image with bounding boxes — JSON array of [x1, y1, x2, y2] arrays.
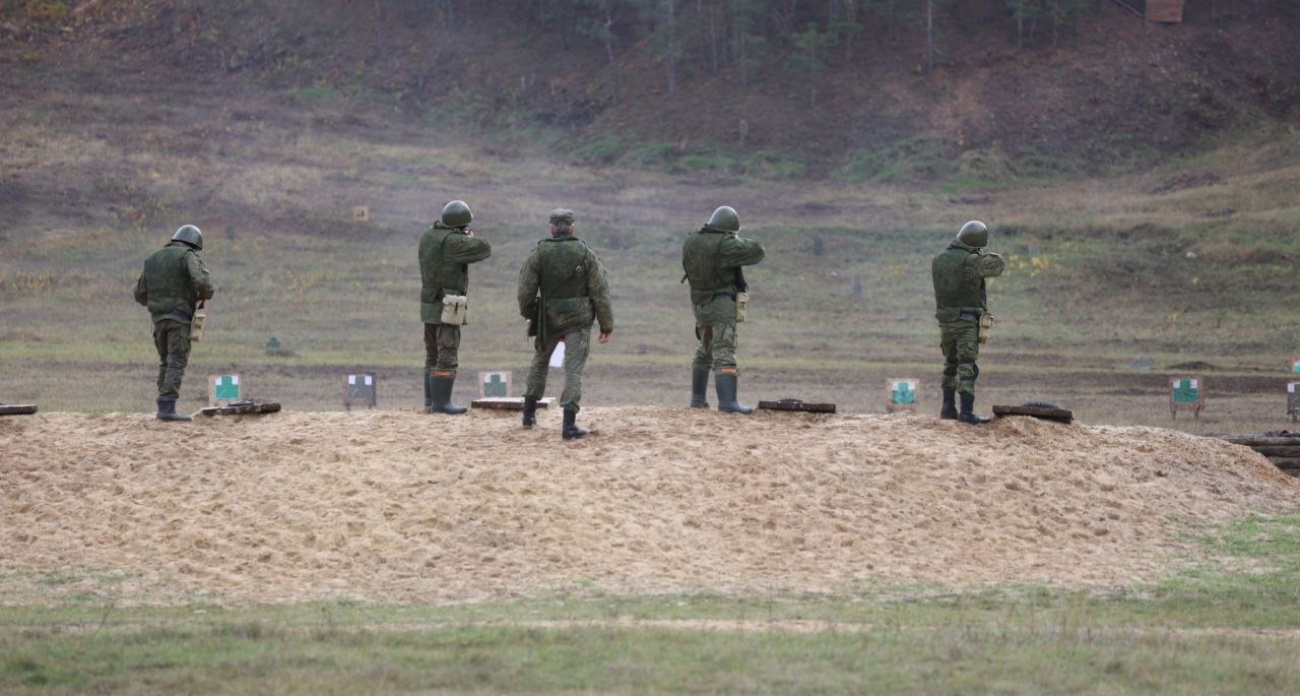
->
[[978, 313, 994, 344], [440, 294, 468, 325], [189, 307, 206, 342], [735, 292, 749, 323]]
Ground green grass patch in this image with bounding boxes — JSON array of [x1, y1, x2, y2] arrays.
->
[[3, 515, 1300, 694]]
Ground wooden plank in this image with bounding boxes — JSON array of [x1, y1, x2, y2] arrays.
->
[[1262, 457, 1300, 470], [0, 404, 38, 416], [1145, 0, 1185, 23], [992, 404, 1074, 424], [471, 397, 553, 411], [1250, 446, 1300, 459], [758, 399, 837, 414], [1210, 436, 1300, 447], [198, 401, 281, 417]]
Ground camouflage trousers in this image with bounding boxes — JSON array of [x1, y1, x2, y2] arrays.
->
[[938, 318, 981, 395], [153, 318, 192, 398], [423, 323, 462, 376], [691, 295, 739, 372], [525, 326, 590, 413]]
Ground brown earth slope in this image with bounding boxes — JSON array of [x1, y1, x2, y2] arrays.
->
[[2, 408, 1296, 605]]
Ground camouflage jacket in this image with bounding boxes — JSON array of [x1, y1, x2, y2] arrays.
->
[[517, 233, 614, 341], [681, 228, 765, 306], [419, 222, 492, 324], [931, 241, 1005, 322], [134, 242, 214, 324]]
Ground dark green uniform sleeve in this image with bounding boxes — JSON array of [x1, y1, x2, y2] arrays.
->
[[716, 235, 765, 269], [968, 251, 1006, 280], [133, 272, 148, 306], [516, 249, 541, 320], [186, 250, 215, 301], [443, 234, 492, 265], [586, 249, 614, 334]]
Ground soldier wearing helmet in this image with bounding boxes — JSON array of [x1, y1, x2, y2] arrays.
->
[[681, 206, 765, 414], [133, 224, 215, 421], [932, 220, 1005, 424], [419, 199, 492, 414]]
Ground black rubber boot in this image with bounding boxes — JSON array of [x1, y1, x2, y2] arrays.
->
[[715, 370, 754, 415], [423, 372, 434, 412], [522, 396, 537, 429], [562, 408, 588, 440], [690, 366, 710, 409], [430, 373, 467, 415], [940, 389, 958, 420], [958, 392, 991, 425], [156, 397, 192, 422]]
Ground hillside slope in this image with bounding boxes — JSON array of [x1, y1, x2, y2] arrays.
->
[[4, 0, 1298, 177]]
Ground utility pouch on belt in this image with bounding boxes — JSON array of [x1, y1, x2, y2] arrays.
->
[[735, 292, 749, 323], [978, 313, 994, 344], [190, 303, 207, 342], [440, 294, 467, 325]]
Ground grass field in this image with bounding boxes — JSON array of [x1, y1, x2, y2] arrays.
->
[[3, 514, 1300, 694]]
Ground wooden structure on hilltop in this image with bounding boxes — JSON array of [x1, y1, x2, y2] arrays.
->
[[1209, 433, 1300, 478]]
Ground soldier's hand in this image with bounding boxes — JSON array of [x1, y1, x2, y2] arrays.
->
[[598, 331, 612, 344]]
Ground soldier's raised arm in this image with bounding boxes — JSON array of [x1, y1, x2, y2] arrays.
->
[[444, 230, 492, 264], [717, 233, 765, 269]]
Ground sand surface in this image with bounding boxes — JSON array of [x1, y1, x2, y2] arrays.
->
[[2, 407, 1297, 605]]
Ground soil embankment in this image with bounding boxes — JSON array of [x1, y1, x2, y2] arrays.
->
[[2, 408, 1297, 605]]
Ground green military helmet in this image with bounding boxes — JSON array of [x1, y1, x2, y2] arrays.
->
[[705, 206, 741, 233], [956, 220, 989, 248], [441, 200, 473, 228], [171, 224, 203, 250]]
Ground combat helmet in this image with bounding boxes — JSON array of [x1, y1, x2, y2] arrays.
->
[[705, 206, 741, 233], [956, 220, 989, 248], [441, 200, 473, 228], [171, 224, 203, 250]]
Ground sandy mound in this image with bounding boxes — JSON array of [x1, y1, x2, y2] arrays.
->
[[1, 408, 1297, 605]]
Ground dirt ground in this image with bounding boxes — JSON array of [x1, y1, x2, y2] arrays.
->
[[2, 407, 1297, 606]]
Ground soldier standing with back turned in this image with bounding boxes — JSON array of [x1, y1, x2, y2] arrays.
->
[[517, 209, 614, 440], [134, 224, 214, 422], [932, 220, 1005, 424], [419, 200, 492, 414], [682, 206, 765, 413]]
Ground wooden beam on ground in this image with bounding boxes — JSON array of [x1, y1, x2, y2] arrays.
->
[[758, 399, 836, 414], [471, 397, 553, 411], [0, 404, 38, 416], [992, 404, 1074, 424], [197, 401, 281, 417]]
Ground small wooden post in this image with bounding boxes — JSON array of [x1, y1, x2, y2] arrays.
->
[[1288, 382, 1300, 424]]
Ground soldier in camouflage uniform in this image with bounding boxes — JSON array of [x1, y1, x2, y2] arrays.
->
[[932, 220, 1005, 424], [682, 206, 765, 414], [517, 209, 614, 440], [420, 200, 492, 414], [133, 224, 215, 422]]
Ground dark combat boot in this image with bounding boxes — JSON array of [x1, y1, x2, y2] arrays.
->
[[690, 366, 710, 409], [958, 392, 991, 425], [940, 389, 958, 420], [522, 396, 537, 429], [429, 371, 467, 415], [156, 396, 192, 422], [562, 408, 588, 440], [715, 369, 754, 415]]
